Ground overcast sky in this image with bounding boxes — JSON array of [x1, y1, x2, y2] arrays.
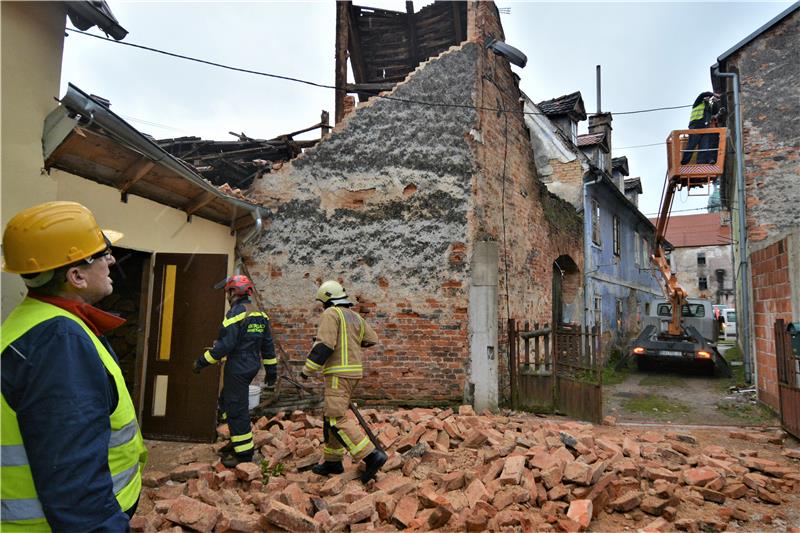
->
[[60, 1, 793, 219]]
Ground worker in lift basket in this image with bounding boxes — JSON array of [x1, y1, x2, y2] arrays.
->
[[302, 280, 387, 483], [1, 201, 147, 531], [192, 274, 277, 468], [681, 91, 723, 165]]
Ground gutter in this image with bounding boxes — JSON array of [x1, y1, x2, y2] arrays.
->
[[57, 83, 263, 232]]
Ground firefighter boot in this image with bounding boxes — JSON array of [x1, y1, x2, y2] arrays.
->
[[312, 461, 344, 476], [222, 453, 253, 469], [360, 449, 387, 483]]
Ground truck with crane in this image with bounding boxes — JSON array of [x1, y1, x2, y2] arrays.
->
[[627, 126, 732, 377]]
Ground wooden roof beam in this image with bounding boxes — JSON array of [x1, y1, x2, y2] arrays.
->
[[119, 158, 155, 202], [184, 191, 217, 221], [335, 1, 351, 124], [405, 2, 419, 68]]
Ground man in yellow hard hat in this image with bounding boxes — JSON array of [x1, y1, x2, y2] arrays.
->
[[301, 280, 386, 483], [1, 201, 147, 530]]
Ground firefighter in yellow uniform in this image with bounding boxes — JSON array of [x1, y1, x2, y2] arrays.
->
[[301, 280, 387, 483]]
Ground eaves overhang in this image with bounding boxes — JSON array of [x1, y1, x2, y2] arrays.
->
[[584, 167, 659, 237], [43, 84, 263, 235]]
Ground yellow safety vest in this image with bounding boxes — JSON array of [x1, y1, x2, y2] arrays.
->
[[689, 101, 706, 122], [1, 298, 147, 531]]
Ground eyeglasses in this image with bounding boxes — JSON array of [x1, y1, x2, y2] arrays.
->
[[84, 247, 113, 265]]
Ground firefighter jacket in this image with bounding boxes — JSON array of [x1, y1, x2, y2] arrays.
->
[[1, 298, 147, 531], [197, 296, 276, 379], [303, 305, 379, 378]]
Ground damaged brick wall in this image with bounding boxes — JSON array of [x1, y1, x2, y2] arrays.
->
[[468, 2, 583, 403], [244, 1, 582, 407], [245, 42, 480, 403]]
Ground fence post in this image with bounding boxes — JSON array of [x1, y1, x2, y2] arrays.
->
[[508, 318, 517, 409]]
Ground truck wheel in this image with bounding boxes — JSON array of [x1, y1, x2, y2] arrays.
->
[[637, 357, 651, 372]]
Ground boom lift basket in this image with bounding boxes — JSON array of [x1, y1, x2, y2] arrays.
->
[[666, 127, 727, 184]]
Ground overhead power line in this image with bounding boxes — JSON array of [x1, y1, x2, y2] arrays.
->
[[66, 28, 693, 118]]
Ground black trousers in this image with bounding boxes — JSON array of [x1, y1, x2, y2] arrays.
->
[[220, 356, 260, 459], [682, 127, 719, 164]]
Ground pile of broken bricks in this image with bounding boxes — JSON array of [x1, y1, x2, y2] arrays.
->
[[133, 405, 800, 532]]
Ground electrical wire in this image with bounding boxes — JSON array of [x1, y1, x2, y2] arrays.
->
[[66, 28, 693, 118]]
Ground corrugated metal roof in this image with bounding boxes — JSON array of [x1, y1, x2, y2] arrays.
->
[[648, 212, 731, 248]]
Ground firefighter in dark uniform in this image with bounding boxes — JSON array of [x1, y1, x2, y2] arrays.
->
[[681, 91, 722, 165], [301, 280, 387, 483], [193, 275, 276, 467]]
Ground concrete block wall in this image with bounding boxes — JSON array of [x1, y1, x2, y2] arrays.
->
[[751, 236, 795, 411]]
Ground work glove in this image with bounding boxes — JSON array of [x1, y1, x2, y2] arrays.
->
[[264, 372, 277, 391], [299, 371, 309, 381], [192, 359, 203, 374]]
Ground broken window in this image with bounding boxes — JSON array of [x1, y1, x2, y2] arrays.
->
[[592, 200, 601, 246], [612, 216, 620, 257], [699, 276, 708, 290]]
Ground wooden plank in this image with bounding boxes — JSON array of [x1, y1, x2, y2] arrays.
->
[[120, 158, 155, 193], [348, 2, 369, 101], [335, 0, 350, 124], [405, 2, 418, 68], [345, 82, 397, 93], [184, 191, 216, 217]]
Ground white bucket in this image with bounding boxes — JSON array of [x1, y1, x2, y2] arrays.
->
[[248, 385, 261, 410]]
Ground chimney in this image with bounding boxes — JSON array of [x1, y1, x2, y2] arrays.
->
[[588, 113, 612, 174]]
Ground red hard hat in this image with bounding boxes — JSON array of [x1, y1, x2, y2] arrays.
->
[[224, 275, 253, 297]]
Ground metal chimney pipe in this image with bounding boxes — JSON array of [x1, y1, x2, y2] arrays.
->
[[596, 65, 602, 113]]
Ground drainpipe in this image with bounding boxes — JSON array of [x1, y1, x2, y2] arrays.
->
[[716, 70, 752, 384]]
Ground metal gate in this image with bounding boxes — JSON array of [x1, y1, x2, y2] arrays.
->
[[775, 319, 800, 439], [509, 320, 602, 423]]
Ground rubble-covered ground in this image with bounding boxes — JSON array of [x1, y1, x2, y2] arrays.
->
[[133, 406, 800, 532]]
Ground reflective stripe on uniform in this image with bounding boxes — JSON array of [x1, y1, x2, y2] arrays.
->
[[689, 102, 705, 122], [222, 312, 247, 328], [0, 445, 28, 467], [111, 464, 139, 495], [262, 357, 277, 365], [331, 376, 339, 390], [333, 308, 348, 368], [109, 420, 138, 449], [231, 432, 253, 443], [1, 498, 45, 521], [324, 446, 344, 456], [203, 350, 217, 364], [322, 364, 363, 375], [234, 441, 254, 453], [304, 359, 323, 373]]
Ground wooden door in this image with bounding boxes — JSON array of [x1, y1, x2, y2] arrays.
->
[[141, 253, 227, 441]]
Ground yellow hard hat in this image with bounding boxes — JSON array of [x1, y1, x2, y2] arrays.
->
[[2, 201, 123, 274], [316, 280, 350, 305]]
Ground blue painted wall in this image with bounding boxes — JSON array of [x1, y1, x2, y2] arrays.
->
[[586, 177, 663, 354]]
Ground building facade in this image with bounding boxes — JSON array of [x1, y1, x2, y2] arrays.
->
[[712, 4, 800, 411]]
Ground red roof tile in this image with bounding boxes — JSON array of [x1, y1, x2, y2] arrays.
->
[[648, 213, 731, 248]]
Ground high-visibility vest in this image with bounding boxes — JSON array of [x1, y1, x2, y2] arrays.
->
[[1, 298, 147, 531], [689, 101, 706, 123]]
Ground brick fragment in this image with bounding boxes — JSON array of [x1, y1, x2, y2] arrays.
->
[[640, 496, 668, 516], [566, 499, 592, 529], [643, 517, 670, 531], [722, 482, 747, 499], [682, 467, 719, 487], [392, 495, 419, 529], [498, 455, 526, 485], [610, 491, 641, 512], [262, 499, 318, 532], [696, 486, 725, 504], [164, 496, 221, 533], [674, 518, 697, 531]]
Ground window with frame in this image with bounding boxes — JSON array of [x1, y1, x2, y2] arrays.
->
[[697, 252, 706, 266], [593, 295, 602, 328], [591, 200, 601, 246], [634, 231, 640, 265], [641, 235, 649, 265], [699, 276, 708, 290], [612, 216, 620, 256]]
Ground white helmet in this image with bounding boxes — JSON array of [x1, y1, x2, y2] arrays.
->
[[316, 280, 351, 305]]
